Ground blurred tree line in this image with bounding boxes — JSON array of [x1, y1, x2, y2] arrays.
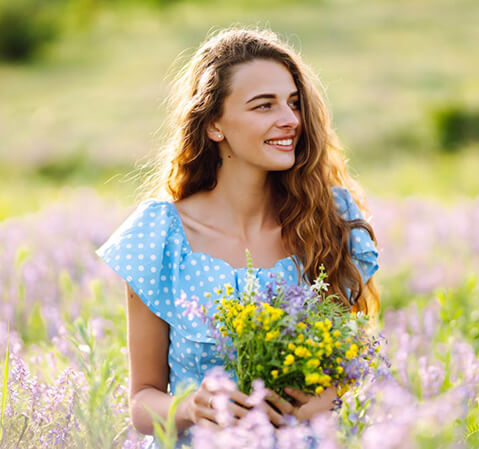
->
[[0, 0, 477, 185], [0, 0, 183, 61]]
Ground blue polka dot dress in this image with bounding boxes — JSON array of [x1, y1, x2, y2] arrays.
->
[[96, 186, 378, 395]]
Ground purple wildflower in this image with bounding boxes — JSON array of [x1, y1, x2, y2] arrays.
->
[[246, 379, 268, 407], [175, 291, 206, 321]]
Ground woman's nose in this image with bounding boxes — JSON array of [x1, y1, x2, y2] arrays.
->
[[276, 103, 300, 128]]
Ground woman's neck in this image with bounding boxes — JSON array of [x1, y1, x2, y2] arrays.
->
[[206, 164, 278, 239]]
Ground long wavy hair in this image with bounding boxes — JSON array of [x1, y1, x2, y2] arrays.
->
[[137, 27, 380, 315]]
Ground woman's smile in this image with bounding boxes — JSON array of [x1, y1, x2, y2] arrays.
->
[[264, 136, 296, 151]]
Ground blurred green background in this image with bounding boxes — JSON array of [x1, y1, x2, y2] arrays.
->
[[1, 0, 478, 220]]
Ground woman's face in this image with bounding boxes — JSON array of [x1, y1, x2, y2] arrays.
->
[[209, 59, 302, 172]]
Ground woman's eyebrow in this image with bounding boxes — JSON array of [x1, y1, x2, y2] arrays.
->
[[245, 91, 299, 104]]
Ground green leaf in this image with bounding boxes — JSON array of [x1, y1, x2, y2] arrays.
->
[[145, 383, 196, 449], [25, 302, 47, 343], [14, 244, 32, 270]]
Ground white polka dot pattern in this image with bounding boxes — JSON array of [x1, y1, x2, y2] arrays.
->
[[332, 186, 379, 284], [95, 187, 378, 395]]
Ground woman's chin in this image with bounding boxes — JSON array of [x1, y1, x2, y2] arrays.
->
[[266, 155, 296, 171]]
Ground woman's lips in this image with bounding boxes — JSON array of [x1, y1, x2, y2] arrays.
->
[[264, 138, 295, 151], [264, 141, 295, 151]]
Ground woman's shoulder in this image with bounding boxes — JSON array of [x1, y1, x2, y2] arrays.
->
[[129, 198, 177, 221], [95, 198, 188, 276], [331, 186, 379, 284], [331, 186, 363, 220], [107, 198, 180, 239]]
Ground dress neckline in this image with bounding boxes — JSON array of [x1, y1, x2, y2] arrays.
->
[[168, 201, 295, 271]]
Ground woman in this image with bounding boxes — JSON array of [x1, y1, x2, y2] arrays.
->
[[96, 27, 379, 445]]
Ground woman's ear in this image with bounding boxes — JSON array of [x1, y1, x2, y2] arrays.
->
[[207, 124, 224, 142]]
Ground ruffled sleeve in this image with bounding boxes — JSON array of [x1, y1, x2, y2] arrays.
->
[[95, 199, 186, 326], [332, 186, 379, 284]]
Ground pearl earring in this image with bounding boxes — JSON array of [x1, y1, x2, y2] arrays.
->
[[217, 133, 223, 139]]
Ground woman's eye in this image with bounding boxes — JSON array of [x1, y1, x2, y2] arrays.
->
[[256, 103, 271, 110], [289, 100, 300, 110]]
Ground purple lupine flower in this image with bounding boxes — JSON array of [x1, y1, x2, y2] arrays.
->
[[280, 284, 312, 316], [343, 357, 368, 381], [246, 379, 268, 407], [276, 423, 309, 449], [418, 355, 445, 398], [212, 391, 235, 427], [235, 408, 275, 449], [175, 291, 206, 321], [310, 412, 340, 449], [203, 366, 236, 394]]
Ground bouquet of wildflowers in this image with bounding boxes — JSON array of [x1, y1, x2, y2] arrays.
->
[[178, 251, 384, 400]]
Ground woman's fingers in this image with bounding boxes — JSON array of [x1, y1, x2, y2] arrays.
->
[[284, 387, 311, 405], [265, 389, 294, 415], [263, 401, 286, 427], [227, 389, 252, 409], [228, 401, 250, 419], [197, 417, 219, 429]]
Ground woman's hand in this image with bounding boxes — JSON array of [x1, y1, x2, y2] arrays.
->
[[184, 379, 294, 429], [283, 385, 337, 422], [262, 389, 295, 427], [184, 378, 249, 428]]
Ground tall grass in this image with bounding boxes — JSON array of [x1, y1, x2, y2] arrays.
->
[[0, 328, 9, 444]]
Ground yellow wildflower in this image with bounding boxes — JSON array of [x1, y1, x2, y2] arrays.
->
[[283, 367, 289, 374], [288, 343, 296, 351], [345, 343, 359, 359], [271, 370, 279, 379], [337, 383, 350, 398], [314, 321, 324, 330], [306, 359, 320, 369], [298, 322, 307, 330], [297, 334, 304, 343], [265, 330, 280, 342], [294, 346, 312, 358], [333, 330, 341, 338], [305, 373, 321, 385], [235, 322, 245, 336], [324, 318, 332, 330], [271, 307, 284, 321], [334, 341, 341, 348], [315, 386, 324, 395], [284, 354, 295, 366], [336, 366, 344, 374]]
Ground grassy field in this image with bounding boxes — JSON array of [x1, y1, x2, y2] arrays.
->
[[1, 0, 478, 219], [1, 2, 478, 446]]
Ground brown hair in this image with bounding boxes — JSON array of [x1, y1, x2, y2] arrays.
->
[[138, 27, 379, 315]]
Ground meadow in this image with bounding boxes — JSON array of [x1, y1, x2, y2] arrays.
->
[[0, 0, 478, 447]]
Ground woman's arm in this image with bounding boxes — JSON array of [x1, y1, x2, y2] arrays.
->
[[126, 282, 194, 435], [126, 283, 254, 434]]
